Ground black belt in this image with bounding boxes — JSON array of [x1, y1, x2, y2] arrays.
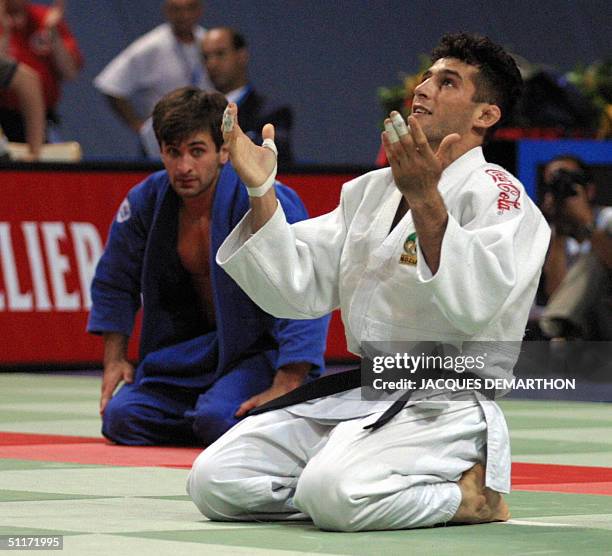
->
[[248, 367, 361, 415], [248, 366, 488, 431]]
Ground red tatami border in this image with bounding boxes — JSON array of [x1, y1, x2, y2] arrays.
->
[[1, 431, 611, 494]]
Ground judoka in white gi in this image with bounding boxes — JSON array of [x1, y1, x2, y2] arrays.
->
[[187, 33, 551, 531]]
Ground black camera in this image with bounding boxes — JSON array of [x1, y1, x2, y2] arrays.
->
[[546, 168, 589, 202]]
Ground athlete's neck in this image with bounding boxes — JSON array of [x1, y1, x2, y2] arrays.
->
[[180, 183, 216, 221]]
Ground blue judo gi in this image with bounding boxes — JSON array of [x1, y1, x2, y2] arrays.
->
[[88, 164, 330, 445]]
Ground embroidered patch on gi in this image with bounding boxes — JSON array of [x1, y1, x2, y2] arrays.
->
[[485, 169, 521, 214], [400, 232, 417, 265], [116, 198, 131, 223]]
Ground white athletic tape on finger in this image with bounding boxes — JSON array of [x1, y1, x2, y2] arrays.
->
[[222, 106, 235, 133], [246, 138, 278, 197], [391, 112, 410, 136], [262, 137, 278, 157], [384, 120, 400, 143]]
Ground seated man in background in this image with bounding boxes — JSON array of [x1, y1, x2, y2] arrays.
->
[[0, 54, 45, 159], [94, 0, 212, 156], [139, 27, 295, 162], [88, 88, 329, 446], [538, 155, 611, 340], [202, 27, 293, 163], [0, 0, 82, 143]]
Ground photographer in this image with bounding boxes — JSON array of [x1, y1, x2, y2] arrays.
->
[[539, 155, 612, 339]]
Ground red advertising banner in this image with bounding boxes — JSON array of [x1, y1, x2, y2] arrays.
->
[[0, 167, 357, 365]]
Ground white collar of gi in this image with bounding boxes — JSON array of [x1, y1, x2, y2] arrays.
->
[[438, 146, 486, 193]]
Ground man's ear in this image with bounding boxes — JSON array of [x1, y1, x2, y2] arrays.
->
[[219, 143, 230, 164], [474, 104, 502, 131]]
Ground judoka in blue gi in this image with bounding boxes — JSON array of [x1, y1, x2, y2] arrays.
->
[[88, 88, 329, 445]]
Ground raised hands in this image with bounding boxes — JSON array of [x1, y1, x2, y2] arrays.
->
[[381, 111, 460, 202], [381, 111, 458, 274], [222, 102, 277, 191]]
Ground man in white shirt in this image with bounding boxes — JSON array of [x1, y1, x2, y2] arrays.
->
[[139, 26, 295, 161], [94, 0, 212, 152], [187, 33, 550, 532]]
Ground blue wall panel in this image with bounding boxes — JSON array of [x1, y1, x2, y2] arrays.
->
[[49, 0, 612, 164]]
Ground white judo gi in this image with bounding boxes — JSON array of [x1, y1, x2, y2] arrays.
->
[[188, 146, 551, 531]]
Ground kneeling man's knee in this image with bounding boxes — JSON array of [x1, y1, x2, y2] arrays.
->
[[102, 397, 145, 445], [187, 450, 244, 521], [294, 462, 367, 532]]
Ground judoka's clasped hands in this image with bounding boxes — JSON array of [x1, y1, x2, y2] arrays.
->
[[381, 111, 460, 202]]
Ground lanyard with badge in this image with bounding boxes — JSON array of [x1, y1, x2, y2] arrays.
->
[[174, 38, 203, 86]]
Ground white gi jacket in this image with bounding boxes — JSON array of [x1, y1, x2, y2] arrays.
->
[[217, 146, 551, 492]]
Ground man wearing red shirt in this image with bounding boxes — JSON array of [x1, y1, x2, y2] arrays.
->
[[0, 0, 82, 142]]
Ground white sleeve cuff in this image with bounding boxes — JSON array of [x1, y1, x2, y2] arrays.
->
[[216, 200, 286, 266]]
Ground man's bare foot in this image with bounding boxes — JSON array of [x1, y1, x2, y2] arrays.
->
[[451, 463, 510, 524], [222, 103, 277, 189]]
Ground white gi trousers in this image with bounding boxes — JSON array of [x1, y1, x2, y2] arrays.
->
[[187, 399, 490, 531]]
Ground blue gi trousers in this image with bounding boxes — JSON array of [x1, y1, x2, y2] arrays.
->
[[102, 357, 275, 446]]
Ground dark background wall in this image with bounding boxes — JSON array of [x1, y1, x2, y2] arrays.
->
[[54, 0, 611, 165]]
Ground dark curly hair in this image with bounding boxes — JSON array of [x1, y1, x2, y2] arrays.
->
[[152, 87, 227, 149], [431, 33, 523, 136]]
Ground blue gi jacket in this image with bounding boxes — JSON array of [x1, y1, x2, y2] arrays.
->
[[88, 163, 329, 389]]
